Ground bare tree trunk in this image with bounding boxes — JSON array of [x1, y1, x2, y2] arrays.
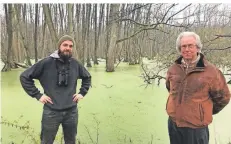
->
[[14, 4, 32, 66], [105, 4, 111, 65], [133, 5, 142, 64], [98, 4, 105, 59], [11, 5, 19, 64], [128, 4, 137, 65], [76, 4, 81, 24], [16, 5, 22, 62], [34, 4, 39, 62], [41, 10, 47, 58], [74, 4, 81, 60], [115, 4, 125, 63], [93, 4, 99, 65], [53, 4, 59, 35], [2, 4, 15, 71], [67, 4, 74, 36], [106, 4, 120, 72], [43, 4, 58, 47], [81, 4, 86, 64], [123, 5, 129, 62], [66, 4, 78, 59], [63, 4, 67, 33], [86, 4, 92, 67], [29, 4, 34, 51], [59, 4, 64, 35], [16, 28, 22, 62]]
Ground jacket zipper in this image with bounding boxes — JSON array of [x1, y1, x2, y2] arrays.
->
[[178, 65, 204, 104], [179, 65, 188, 104]]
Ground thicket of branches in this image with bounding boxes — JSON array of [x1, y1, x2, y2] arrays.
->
[[1, 4, 230, 73]]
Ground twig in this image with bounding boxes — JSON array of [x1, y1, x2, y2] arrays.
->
[[101, 84, 113, 88], [115, 58, 123, 69], [165, 3, 192, 23], [150, 134, 153, 144], [203, 34, 231, 44], [93, 117, 100, 144], [204, 46, 231, 52], [120, 18, 189, 28], [215, 34, 231, 37], [0, 117, 39, 144], [160, 4, 177, 22], [84, 125, 95, 144]]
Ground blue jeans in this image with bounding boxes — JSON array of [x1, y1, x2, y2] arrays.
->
[[40, 107, 78, 144]]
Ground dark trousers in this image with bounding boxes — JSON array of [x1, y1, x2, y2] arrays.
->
[[40, 107, 78, 144], [168, 118, 209, 144]]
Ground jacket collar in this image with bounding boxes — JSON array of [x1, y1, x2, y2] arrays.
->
[[50, 50, 71, 63], [175, 53, 206, 68]]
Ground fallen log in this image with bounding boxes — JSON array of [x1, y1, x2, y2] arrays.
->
[[14, 62, 29, 68]]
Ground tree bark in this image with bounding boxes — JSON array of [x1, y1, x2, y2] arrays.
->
[[14, 4, 32, 66], [41, 10, 47, 58], [98, 4, 105, 59], [93, 4, 99, 65], [106, 4, 120, 72], [67, 4, 74, 35], [86, 4, 92, 67], [2, 4, 15, 71], [34, 4, 39, 62], [43, 4, 58, 48], [58, 4, 64, 35], [81, 4, 86, 64], [3, 4, 12, 71]]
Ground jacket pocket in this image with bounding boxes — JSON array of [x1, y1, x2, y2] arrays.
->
[[199, 103, 204, 123], [166, 96, 170, 110], [177, 102, 204, 127], [166, 96, 176, 118], [169, 75, 182, 96], [201, 99, 213, 125]]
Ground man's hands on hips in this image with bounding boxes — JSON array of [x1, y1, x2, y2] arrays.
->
[[39, 95, 53, 104], [39, 94, 83, 104], [73, 94, 84, 103]]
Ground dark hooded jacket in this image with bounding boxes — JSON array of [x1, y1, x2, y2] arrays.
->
[[20, 50, 91, 110]]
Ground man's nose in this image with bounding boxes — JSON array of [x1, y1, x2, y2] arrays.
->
[[65, 47, 71, 50], [184, 47, 190, 51]]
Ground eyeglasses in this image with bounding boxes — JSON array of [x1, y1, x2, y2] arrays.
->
[[62, 43, 73, 48], [181, 44, 197, 50]]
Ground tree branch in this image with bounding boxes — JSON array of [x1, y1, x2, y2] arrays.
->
[[117, 21, 187, 43], [121, 18, 189, 28], [121, 4, 150, 19], [224, 73, 231, 76], [215, 34, 231, 38], [160, 3, 177, 22], [116, 25, 153, 43], [203, 34, 231, 44], [204, 46, 231, 51], [118, 4, 192, 44], [165, 3, 192, 23]]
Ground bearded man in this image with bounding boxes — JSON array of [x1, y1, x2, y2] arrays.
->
[[20, 35, 91, 144]]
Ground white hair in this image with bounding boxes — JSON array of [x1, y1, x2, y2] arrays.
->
[[176, 31, 203, 53]]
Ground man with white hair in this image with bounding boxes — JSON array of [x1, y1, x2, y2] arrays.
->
[[165, 31, 231, 144]]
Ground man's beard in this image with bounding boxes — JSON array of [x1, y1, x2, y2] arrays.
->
[[58, 49, 72, 62]]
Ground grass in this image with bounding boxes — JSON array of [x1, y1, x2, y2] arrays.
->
[[1, 62, 231, 144]]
